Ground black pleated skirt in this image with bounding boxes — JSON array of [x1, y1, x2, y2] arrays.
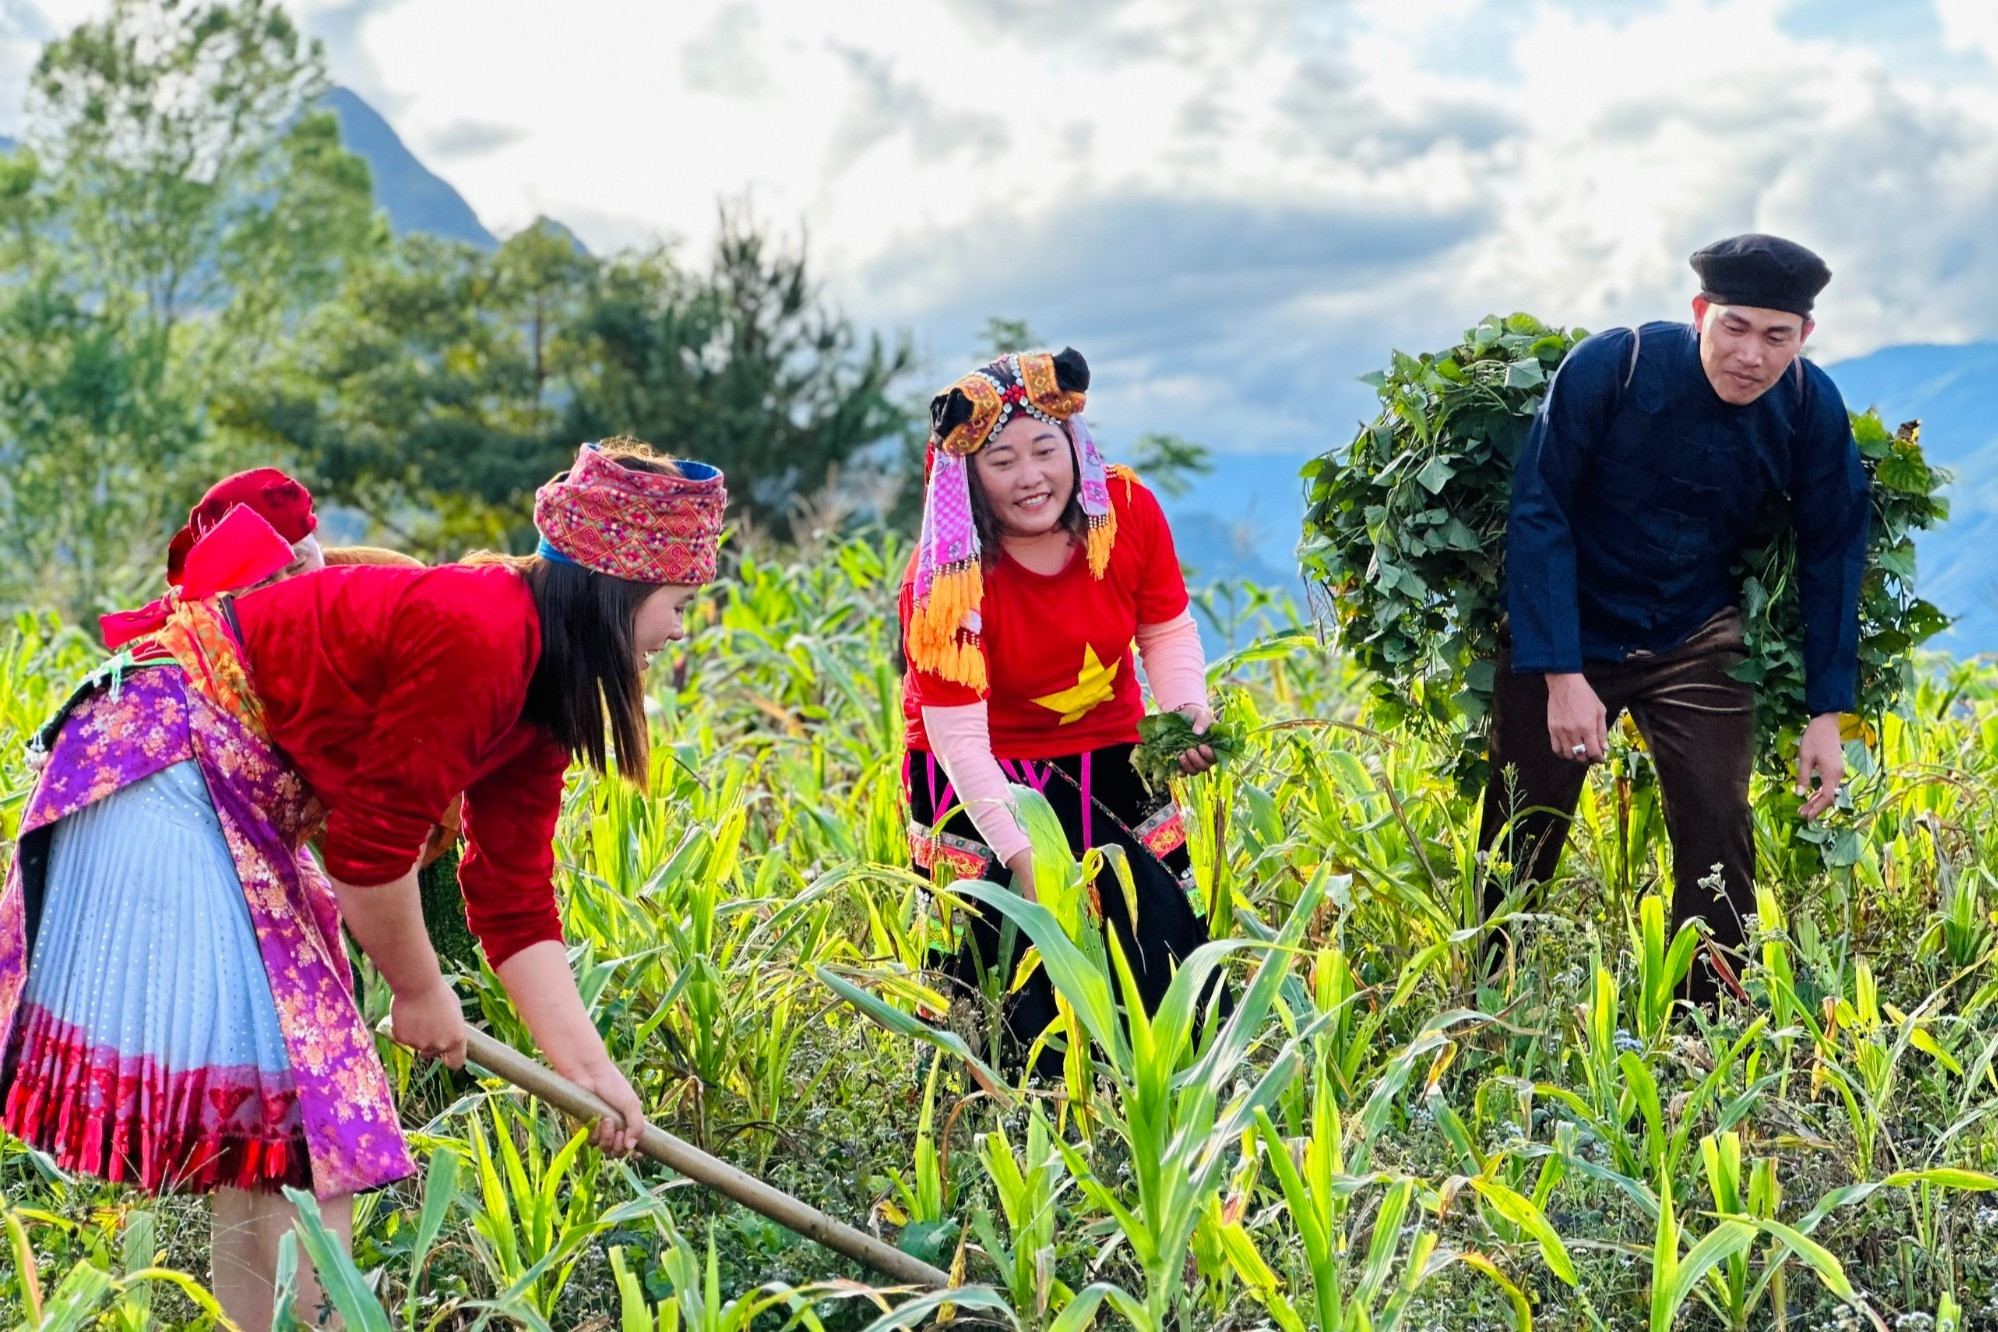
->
[[903, 742, 1223, 1071]]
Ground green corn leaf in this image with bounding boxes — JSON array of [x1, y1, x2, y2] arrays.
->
[[1358, 1179, 1416, 1308], [855, 1286, 1024, 1332], [1471, 1177, 1577, 1286], [283, 1186, 394, 1332], [1455, 1251, 1534, 1331], [1047, 1282, 1152, 1332], [814, 965, 1012, 1100], [31, 1262, 118, 1332], [403, 1146, 462, 1322], [1654, 1219, 1756, 1332], [949, 882, 1124, 1058], [1726, 1215, 1856, 1301]]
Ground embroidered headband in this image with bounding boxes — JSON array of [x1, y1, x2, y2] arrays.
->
[[909, 347, 1117, 690], [533, 444, 728, 585]]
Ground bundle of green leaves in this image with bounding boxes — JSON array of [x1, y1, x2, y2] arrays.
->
[[1298, 313, 1951, 789], [1132, 687, 1248, 795]]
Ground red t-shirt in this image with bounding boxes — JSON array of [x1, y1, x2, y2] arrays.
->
[[901, 471, 1189, 759], [234, 563, 572, 967]]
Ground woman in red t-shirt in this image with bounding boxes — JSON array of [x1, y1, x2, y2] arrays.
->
[[901, 347, 1218, 1066], [0, 439, 721, 1329]]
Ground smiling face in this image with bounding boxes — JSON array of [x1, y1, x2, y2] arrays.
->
[[1693, 297, 1813, 405], [970, 414, 1078, 539], [634, 583, 700, 664]]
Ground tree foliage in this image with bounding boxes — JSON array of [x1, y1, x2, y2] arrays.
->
[[1298, 312, 1951, 786], [0, 0, 375, 617], [0, 0, 921, 598], [224, 211, 919, 557]]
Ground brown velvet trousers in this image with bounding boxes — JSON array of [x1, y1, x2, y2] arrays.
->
[[1478, 609, 1754, 1004]]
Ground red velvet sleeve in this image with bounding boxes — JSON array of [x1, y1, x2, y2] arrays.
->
[[317, 574, 539, 888], [457, 730, 572, 966]]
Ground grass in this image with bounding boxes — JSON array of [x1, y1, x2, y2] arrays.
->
[[5, 532, 1998, 1329]]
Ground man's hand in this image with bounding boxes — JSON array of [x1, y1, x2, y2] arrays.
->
[[1546, 672, 1607, 763], [1796, 712, 1845, 820], [1004, 848, 1038, 902]]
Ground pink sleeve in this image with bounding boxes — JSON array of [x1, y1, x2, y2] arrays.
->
[[919, 702, 1033, 865], [1134, 609, 1208, 714]]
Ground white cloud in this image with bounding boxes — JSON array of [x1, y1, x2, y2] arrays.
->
[[1936, 0, 1998, 63]]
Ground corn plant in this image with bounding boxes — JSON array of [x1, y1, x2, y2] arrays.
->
[[872, 1052, 959, 1265], [971, 1106, 1073, 1328], [3, 1204, 226, 1332], [607, 1234, 836, 1332], [460, 1099, 674, 1320], [943, 839, 1335, 1330], [1641, 1171, 1864, 1332]]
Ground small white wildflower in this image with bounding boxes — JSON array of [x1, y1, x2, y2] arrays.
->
[[1895, 1314, 1935, 1332]]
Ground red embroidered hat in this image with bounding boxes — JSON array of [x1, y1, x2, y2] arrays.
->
[[533, 444, 728, 585], [166, 468, 316, 587]]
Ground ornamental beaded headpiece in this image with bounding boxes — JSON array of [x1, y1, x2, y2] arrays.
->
[[534, 443, 729, 585], [909, 346, 1115, 690]]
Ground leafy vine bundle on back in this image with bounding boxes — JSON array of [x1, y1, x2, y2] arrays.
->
[[1299, 312, 1949, 793]]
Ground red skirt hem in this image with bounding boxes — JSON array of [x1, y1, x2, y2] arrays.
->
[[1, 1006, 309, 1194]]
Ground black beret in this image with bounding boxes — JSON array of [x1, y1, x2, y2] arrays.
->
[[1689, 234, 1831, 318]]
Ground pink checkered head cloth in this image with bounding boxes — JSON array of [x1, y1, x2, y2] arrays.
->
[[533, 444, 728, 584]]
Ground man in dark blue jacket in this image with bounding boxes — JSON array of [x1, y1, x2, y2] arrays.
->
[[1482, 234, 1870, 1003]]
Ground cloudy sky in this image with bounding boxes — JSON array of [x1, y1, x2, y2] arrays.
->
[[4, 0, 1996, 494]]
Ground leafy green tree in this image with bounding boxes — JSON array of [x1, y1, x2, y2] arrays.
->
[[217, 232, 546, 558], [1127, 432, 1214, 498], [567, 207, 917, 526], [237, 206, 920, 553], [26, 0, 371, 341], [979, 316, 1039, 359], [0, 0, 377, 616]]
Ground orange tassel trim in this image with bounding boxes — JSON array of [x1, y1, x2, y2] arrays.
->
[[908, 562, 989, 690], [1085, 509, 1116, 578]]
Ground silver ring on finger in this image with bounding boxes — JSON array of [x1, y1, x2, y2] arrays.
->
[[1570, 743, 1587, 757]]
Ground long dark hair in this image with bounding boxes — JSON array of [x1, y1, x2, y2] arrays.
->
[[476, 441, 682, 788], [964, 421, 1088, 570]]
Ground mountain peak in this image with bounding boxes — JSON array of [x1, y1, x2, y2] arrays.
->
[[320, 87, 496, 252]]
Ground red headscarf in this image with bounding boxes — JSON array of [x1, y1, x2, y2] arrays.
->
[[165, 468, 317, 588]]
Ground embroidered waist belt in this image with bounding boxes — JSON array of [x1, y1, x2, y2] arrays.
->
[[908, 801, 1187, 882]]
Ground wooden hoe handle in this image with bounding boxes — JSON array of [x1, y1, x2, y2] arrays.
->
[[426, 1027, 953, 1290]]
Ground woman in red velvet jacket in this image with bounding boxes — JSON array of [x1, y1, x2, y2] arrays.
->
[[0, 438, 722, 1329]]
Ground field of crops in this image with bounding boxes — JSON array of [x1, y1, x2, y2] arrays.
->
[[7, 531, 1998, 1331]]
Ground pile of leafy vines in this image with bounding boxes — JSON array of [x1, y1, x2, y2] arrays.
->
[[1298, 312, 1950, 789]]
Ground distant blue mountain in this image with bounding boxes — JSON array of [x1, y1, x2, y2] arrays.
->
[[1826, 342, 1998, 657], [1154, 454, 1311, 593], [6, 95, 493, 250], [320, 87, 496, 251]]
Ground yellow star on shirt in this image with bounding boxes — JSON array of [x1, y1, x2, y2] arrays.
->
[[1033, 644, 1120, 724]]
